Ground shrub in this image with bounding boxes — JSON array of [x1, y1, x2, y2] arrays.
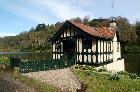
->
[[117, 71, 128, 75], [109, 73, 120, 81], [129, 73, 139, 79], [98, 67, 108, 72], [87, 71, 98, 77], [81, 65, 94, 70], [75, 64, 83, 69], [0, 56, 9, 62], [75, 64, 95, 71]]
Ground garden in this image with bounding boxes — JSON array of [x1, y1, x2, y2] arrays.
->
[[73, 65, 140, 92]]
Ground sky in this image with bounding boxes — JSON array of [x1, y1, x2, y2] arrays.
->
[[0, 0, 140, 37]]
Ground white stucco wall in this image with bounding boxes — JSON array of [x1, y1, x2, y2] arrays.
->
[[77, 38, 82, 62], [79, 39, 82, 53], [96, 59, 124, 72], [92, 39, 96, 52], [58, 54, 60, 59], [52, 43, 55, 59], [106, 59, 125, 71], [104, 41, 106, 62], [112, 33, 121, 62], [95, 32, 124, 72], [64, 31, 66, 37], [84, 55, 87, 62], [98, 40, 100, 63], [67, 28, 70, 36]]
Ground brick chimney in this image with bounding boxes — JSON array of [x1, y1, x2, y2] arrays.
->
[[109, 19, 116, 28]]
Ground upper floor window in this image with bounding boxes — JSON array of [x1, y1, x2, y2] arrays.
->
[[107, 42, 112, 51], [117, 43, 119, 52], [83, 39, 92, 49], [55, 42, 61, 49]]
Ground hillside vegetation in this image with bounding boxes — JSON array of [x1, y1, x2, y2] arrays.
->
[[0, 16, 139, 52]]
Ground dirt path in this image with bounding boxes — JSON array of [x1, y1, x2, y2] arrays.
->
[[24, 68, 81, 92], [0, 79, 16, 92], [0, 71, 36, 92], [0, 68, 81, 92]]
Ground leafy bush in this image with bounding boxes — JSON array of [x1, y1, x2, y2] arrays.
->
[[81, 65, 94, 70], [87, 71, 98, 77], [129, 73, 139, 79], [75, 64, 83, 69], [117, 71, 128, 75], [125, 44, 140, 53], [0, 56, 10, 71], [109, 73, 120, 81], [98, 67, 108, 72], [75, 64, 94, 71], [0, 56, 9, 62]]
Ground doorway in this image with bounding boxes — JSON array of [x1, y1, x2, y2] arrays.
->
[[63, 39, 75, 59]]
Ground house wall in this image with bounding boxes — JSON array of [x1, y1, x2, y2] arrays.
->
[[95, 59, 124, 72], [76, 38, 114, 64], [52, 24, 121, 67], [77, 38, 82, 62], [76, 38, 97, 63], [106, 59, 124, 71], [52, 40, 62, 59], [96, 39, 113, 64], [53, 26, 78, 60], [92, 39, 96, 63], [112, 33, 121, 62], [52, 43, 55, 59]]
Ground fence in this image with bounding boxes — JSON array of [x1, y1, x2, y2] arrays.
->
[[18, 56, 76, 73]]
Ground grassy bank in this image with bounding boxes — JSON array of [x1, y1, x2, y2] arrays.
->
[[12, 71, 61, 92], [73, 65, 140, 92], [0, 69, 62, 92]]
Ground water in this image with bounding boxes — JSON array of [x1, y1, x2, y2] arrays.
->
[[0, 52, 52, 61], [124, 53, 140, 73], [0, 52, 140, 73]]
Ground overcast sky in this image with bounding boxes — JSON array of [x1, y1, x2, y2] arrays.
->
[[0, 0, 140, 37]]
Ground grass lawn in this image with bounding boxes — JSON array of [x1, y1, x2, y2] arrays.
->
[[73, 66, 140, 92]]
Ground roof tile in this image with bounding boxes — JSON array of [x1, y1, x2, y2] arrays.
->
[[69, 21, 114, 39]]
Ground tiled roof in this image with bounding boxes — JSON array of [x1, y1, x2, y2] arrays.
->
[[69, 21, 114, 39]]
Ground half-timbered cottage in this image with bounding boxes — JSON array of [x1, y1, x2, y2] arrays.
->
[[49, 20, 124, 70]]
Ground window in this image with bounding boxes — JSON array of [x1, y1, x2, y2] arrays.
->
[[55, 43, 61, 49], [83, 39, 92, 49], [108, 42, 111, 51], [117, 43, 119, 52]]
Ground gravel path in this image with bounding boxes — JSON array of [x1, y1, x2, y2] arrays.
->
[[0, 71, 36, 92], [24, 68, 81, 92]]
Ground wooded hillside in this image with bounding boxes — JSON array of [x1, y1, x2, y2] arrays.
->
[[0, 16, 139, 52]]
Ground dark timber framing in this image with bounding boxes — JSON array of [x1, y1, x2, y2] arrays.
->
[[50, 21, 114, 66]]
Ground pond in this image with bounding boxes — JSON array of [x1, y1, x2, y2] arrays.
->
[[0, 52, 52, 61], [124, 53, 140, 73], [0, 52, 140, 73]]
